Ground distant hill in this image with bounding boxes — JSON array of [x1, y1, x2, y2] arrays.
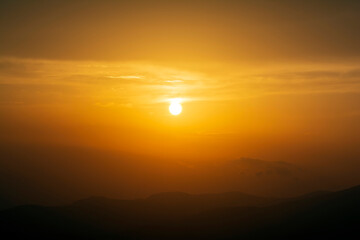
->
[[0, 186, 358, 239], [0, 196, 14, 211]]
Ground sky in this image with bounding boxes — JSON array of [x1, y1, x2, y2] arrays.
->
[[1, 0, 360, 205]]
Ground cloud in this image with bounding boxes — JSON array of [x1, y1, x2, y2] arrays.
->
[[0, 60, 41, 79], [205, 157, 319, 197], [228, 157, 304, 178], [106, 76, 143, 79], [1, 57, 360, 109], [164, 80, 184, 83]]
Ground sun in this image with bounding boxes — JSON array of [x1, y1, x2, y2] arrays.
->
[[169, 100, 182, 115]]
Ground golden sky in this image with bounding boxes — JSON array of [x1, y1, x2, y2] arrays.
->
[[1, 0, 360, 203]]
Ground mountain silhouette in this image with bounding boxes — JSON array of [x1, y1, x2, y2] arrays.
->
[[0, 186, 359, 239]]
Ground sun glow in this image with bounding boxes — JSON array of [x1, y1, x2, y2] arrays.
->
[[169, 99, 183, 115]]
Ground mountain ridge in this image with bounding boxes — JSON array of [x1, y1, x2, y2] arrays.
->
[[0, 185, 359, 239]]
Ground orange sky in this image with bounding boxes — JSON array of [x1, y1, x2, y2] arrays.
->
[[1, 58, 359, 161], [1, 0, 360, 204]]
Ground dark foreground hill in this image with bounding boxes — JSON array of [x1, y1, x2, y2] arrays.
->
[[0, 186, 358, 239]]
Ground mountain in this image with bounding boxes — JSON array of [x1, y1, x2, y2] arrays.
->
[[0, 186, 359, 239], [166, 185, 359, 239], [0, 195, 14, 211], [69, 191, 281, 224]]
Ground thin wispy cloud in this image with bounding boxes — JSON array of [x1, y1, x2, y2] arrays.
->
[[106, 75, 143, 79], [1, 58, 360, 108]]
